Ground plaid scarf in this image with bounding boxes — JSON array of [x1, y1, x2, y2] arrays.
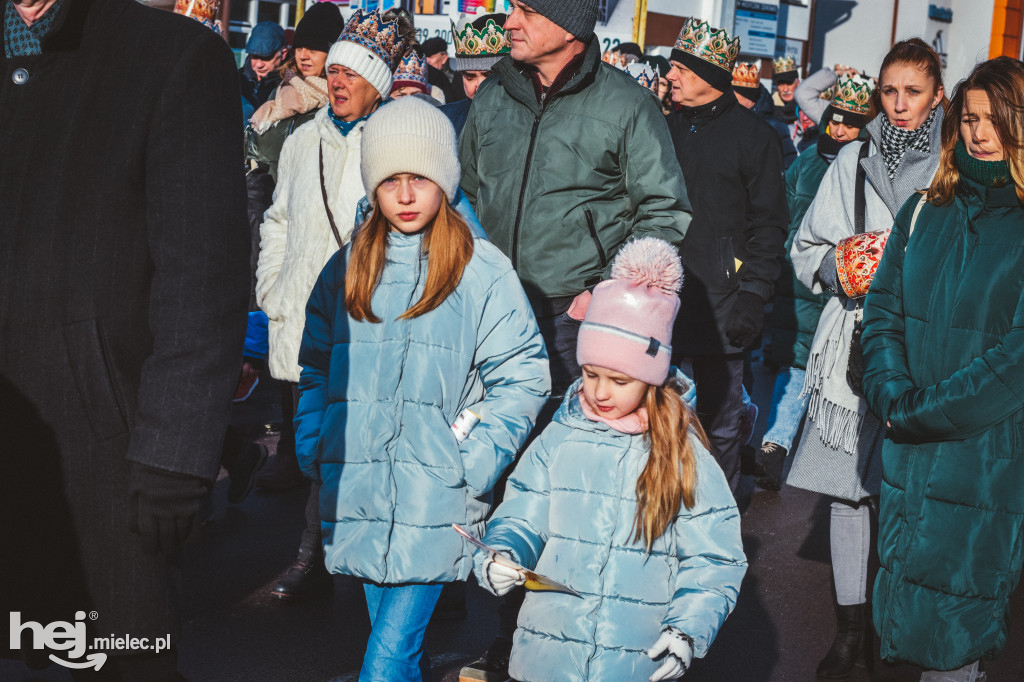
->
[[879, 108, 938, 180]]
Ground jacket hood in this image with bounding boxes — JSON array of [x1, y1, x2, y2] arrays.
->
[[553, 366, 696, 432]]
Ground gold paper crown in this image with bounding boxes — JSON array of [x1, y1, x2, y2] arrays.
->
[[452, 16, 510, 58], [393, 49, 429, 88], [626, 62, 659, 94], [731, 62, 760, 89], [602, 50, 628, 69], [773, 55, 797, 74], [339, 9, 406, 70], [831, 74, 875, 115], [674, 18, 740, 73]]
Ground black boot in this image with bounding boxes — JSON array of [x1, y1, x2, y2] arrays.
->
[[816, 602, 872, 681], [754, 442, 788, 491], [270, 549, 333, 601]]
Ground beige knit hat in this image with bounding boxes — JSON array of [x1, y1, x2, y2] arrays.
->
[[360, 97, 460, 204]]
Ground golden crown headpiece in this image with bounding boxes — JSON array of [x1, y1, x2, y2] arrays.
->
[[674, 18, 741, 73], [452, 16, 509, 58], [338, 9, 406, 70], [773, 55, 797, 74], [731, 62, 760, 89], [831, 74, 875, 115], [626, 62, 659, 94], [602, 50, 628, 69], [392, 49, 429, 88]]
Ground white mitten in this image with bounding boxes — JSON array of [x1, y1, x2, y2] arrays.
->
[[481, 552, 526, 596], [648, 627, 693, 681]]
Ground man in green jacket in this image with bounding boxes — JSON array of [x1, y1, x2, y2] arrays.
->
[[457, 0, 690, 677], [459, 0, 691, 408]]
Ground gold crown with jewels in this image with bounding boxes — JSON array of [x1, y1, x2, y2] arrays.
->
[[731, 62, 760, 89], [674, 18, 740, 72], [452, 16, 509, 58]]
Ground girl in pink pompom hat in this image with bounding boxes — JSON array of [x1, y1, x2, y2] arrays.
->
[[471, 237, 747, 682]]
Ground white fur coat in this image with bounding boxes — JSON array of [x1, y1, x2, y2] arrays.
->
[[256, 106, 367, 382]]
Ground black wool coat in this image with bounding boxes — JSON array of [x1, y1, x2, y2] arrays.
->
[[0, 0, 249, 646], [668, 91, 789, 356]]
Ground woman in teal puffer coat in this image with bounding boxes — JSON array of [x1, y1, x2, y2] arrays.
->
[[474, 239, 746, 682], [862, 57, 1024, 681], [294, 97, 549, 681]]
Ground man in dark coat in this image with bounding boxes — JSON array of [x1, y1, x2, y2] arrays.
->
[[422, 35, 465, 103], [665, 18, 789, 491], [1, 0, 248, 678]]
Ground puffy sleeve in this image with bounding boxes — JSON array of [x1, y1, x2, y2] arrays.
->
[[864, 198, 1024, 442], [460, 266, 550, 498], [255, 132, 297, 319], [663, 442, 748, 659], [475, 435, 556, 574]]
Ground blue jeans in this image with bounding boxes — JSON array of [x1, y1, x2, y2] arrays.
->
[[360, 582, 444, 682], [762, 367, 808, 451]]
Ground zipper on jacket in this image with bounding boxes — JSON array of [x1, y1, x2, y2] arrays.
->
[[511, 111, 542, 269], [583, 208, 607, 269]]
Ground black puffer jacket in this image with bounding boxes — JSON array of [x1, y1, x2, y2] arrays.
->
[[668, 91, 789, 355]]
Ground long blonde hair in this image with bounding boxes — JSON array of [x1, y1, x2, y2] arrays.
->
[[345, 199, 474, 322], [632, 376, 709, 552], [927, 56, 1024, 206]]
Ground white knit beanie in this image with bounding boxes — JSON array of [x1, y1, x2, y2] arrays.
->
[[325, 10, 407, 100], [360, 97, 461, 204], [327, 40, 395, 100]]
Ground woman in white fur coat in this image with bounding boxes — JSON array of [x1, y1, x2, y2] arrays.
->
[[255, 9, 410, 602]]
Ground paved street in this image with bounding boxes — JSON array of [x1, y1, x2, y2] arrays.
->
[[6, 364, 1024, 681]]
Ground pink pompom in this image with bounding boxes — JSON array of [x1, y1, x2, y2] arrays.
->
[[610, 237, 684, 294]]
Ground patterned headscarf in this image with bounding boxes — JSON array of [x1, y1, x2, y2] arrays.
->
[[879, 107, 938, 180]]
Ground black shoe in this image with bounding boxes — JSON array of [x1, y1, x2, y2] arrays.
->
[[816, 602, 872, 681], [227, 443, 268, 504], [460, 637, 512, 682], [270, 552, 333, 601], [740, 444, 765, 477], [754, 442, 788, 491]]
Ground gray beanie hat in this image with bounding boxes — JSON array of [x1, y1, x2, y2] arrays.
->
[[361, 97, 461, 204], [523, 0, 599, 41]]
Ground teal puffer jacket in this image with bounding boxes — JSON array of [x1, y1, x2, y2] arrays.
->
[[295, 231, 550, 584], [477, 371, 746, 681], [459, 41, 691, 299], [862, 177, 1024, 670]]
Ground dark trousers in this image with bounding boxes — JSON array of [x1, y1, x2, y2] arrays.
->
[[283, 382, 322, 555], [497, 307, 581, 641], [678, 354, 746, 492]]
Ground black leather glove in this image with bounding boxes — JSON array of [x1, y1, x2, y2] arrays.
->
[[726, 291, 766, 349], [128, 463, 210, 555]]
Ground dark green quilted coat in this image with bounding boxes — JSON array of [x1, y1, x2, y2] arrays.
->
[[861, 177, 1024, 670], [767, 144, 831, 368]]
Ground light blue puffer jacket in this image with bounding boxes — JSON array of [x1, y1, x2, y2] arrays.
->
[[295, 230, 550, 584], [476, 370, 746, 681]]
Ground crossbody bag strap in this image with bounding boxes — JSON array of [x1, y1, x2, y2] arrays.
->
[[908, 194, 927, 240], [319, 140, 344, 248], [854, 140, 871, 235]]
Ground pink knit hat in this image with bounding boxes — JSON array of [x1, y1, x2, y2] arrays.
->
[[576, 237, 683, 386]]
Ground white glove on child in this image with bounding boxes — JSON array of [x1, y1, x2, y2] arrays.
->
[[480, 552, 526, 597], [648, 627, 693, 681]]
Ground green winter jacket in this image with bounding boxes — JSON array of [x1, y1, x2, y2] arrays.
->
[[767, 144, 831, 368], [459, 41, 691, 300], [861, 177, 1024, 670]]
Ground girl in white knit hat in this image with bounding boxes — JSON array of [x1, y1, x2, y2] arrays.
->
[[472, 238, 747, 681], [292, 95, 550, 681]]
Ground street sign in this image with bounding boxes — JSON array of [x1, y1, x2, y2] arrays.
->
[[735, 0, 779, 58]]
